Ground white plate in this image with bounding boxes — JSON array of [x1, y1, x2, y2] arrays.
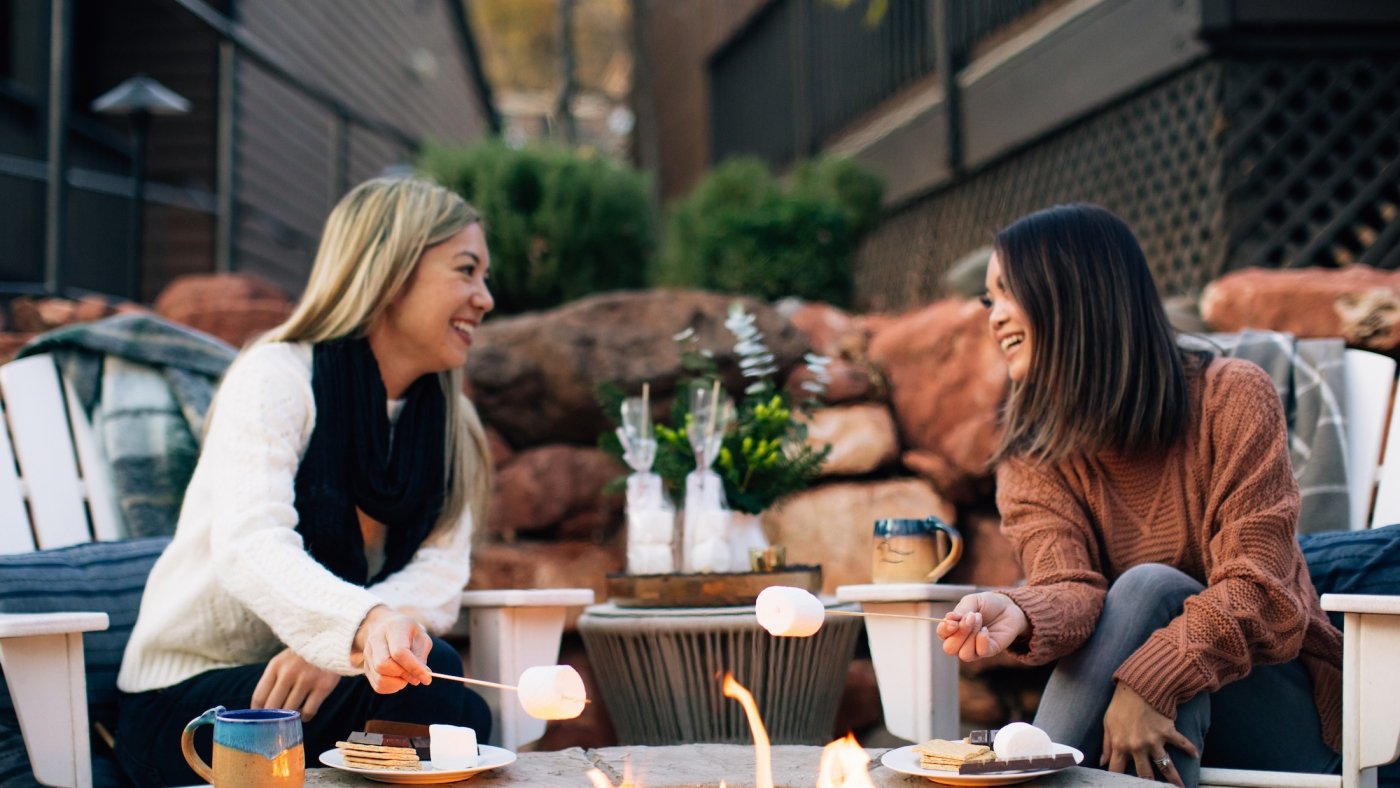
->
[[318, 745, 516, 784], [881, 743, 1083, 786]]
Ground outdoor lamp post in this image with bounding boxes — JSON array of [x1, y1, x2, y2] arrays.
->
[[91, 74, 190, 302]]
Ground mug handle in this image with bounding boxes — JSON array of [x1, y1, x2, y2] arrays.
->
[[181, 705, 224, 784], [924, 521, 964, 582]]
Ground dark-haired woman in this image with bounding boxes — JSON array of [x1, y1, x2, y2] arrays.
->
[[936, 204, 1342, 788]]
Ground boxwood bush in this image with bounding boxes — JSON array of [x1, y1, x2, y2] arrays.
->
[[653, 155, 883, 307], [419, 141, 655, 315]]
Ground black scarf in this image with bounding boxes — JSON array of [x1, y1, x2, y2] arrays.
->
[[294, 337, 446, 586]]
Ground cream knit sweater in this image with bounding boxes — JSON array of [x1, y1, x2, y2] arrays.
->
[[117, 342, 473, 693]]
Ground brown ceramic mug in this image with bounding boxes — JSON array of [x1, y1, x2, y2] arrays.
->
[[181, 706, 304, 787], [871, 516, 963, 583]]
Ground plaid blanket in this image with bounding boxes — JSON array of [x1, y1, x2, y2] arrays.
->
[[1185, 330, 1350, 534], [18, 314, 237, 538]]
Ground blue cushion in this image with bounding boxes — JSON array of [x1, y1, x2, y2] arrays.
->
[[1299, 524, 1400, 630], [0, 537, 169, 787]]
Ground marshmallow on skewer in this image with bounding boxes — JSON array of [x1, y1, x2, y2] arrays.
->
[[992, 722, 1054, 759], [517, 665, 588, 720], [755, 585, 826, 637]]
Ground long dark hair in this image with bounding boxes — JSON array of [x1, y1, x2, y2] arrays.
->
[[993, 204, 1189, 464]]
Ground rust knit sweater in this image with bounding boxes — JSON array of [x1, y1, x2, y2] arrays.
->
[[996, 356, 1343, 752]]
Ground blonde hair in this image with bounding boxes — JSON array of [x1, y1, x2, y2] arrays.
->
[[260, 176, 492, 535]]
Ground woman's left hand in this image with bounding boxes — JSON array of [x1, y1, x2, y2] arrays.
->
[[1101, 682, 1199, 788], [251, 648, 342, 721]]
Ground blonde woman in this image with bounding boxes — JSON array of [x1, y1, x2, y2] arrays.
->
[[114, 177, 496, 787]]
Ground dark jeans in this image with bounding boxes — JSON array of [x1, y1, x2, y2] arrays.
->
[[114, 636, 491, 788], [1031, 563, 1341, 788]]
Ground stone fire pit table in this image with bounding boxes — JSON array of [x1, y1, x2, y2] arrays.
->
[[303, 744, 1163, 786]]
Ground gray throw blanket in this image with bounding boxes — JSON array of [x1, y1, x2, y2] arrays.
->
[[18, 314, 237, 538], [1183, 331, 1349, 534]]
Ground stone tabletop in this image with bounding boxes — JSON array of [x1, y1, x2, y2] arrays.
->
[[305, 744, 1164, 786]]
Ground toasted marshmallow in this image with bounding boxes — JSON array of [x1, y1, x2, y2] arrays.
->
[[755, 585, 825, 637]]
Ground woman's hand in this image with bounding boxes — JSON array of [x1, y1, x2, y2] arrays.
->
[[251, 648, 341, 721], [935, 592, 1029, 662], [352, 605, 433, 693], [1101, 682, 1199, 788]]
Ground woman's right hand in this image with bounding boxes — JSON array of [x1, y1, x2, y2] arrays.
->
[[935, 592, 1029, 662], [352, 605, 433, 693]]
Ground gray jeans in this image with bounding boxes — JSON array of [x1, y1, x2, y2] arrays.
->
[[1031, 563, 1341, 787]]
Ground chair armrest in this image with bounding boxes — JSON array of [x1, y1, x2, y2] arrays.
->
[[460, 588, 595, 609], [0, 612, 108, 788], [0, 611, 109, 638], [1320, 593, 1400, 615]]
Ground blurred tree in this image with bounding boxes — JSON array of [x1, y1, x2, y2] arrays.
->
[[466, 0, 631, 99]]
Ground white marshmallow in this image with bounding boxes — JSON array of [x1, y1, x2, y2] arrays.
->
[[517, 665, 587, 721], [428, 724, 479, 770], [993, 722, 1054, 759], [755, 586, 826, 637]]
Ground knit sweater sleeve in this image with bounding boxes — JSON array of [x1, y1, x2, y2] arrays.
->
[[205, 344, 383, 675], [1113, 360, 1308, 719], [996, 459, 1110, 665], [367, 508, 473, 636]]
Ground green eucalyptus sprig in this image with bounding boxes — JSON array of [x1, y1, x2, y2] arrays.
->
[[600, 303, 831, 515]]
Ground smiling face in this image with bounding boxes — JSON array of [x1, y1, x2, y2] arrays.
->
[[982, 251, 1033, 383], [368, 223, 493, 397]]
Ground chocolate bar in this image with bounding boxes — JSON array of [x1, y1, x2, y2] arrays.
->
[[967, 729, 998, 746], [348, 730, 431, 760], [956, 752, 1075, 774]]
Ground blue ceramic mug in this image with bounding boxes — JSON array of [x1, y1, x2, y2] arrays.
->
[[181, 706, 304, 787], [872, 516, 963, 583]]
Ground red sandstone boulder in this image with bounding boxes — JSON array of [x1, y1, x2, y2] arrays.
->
[[10, 295, 120, 333], [154, 273, 293, 348], [467, 540, 623, 630], [489, 445, 625, 541], [803, 404, 899, 477], [788, 302, 868, 358], [765, 478, 957, 593], [833, 658, 882, 739], [786, 357, 880, 404], [1201, 266, 1400, 354], [868, 299, 1007, 502], [468, 290, 807, 448], [484, 426, 514, 469]]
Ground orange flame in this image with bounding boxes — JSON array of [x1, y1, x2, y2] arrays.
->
[[721, 672, 774, 788], [815, 732, 876, 788]]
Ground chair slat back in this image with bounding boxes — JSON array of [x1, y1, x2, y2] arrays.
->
[[1370, 357, 1400, 529], [0, 395, 37, 554], [0, 355, 94, 550], [66, 376, 121, 541], [1343, 348, 1398, 531]]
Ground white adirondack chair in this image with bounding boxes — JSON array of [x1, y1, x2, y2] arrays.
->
[[837, 347, 1400, 788], [0, 353, 592, 787]]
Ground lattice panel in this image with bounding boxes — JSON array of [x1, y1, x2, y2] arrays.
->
[[1221, 56, 1400, 272], [855, 63, 1228, 311]]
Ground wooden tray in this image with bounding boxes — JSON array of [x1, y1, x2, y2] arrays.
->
[[606, 565, 823, 608]]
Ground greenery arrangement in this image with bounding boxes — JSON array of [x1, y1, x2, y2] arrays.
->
[[652, 155, 884, 307], [601, 303, 831, 515], [418, 139, 655, 315]]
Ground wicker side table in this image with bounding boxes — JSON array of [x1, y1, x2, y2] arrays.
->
[[578, 600, 861, 745]]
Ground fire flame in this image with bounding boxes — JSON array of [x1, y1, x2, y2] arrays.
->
[[587, 674, 871, 787], [722, 672, 773, 788], [815, 733, 876, 788]]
